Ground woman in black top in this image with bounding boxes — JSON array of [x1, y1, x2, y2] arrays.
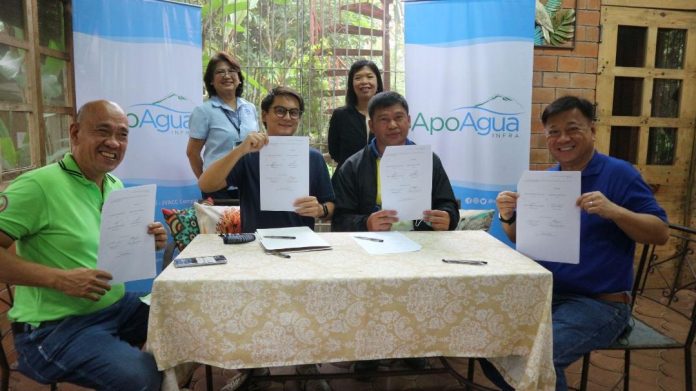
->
[[327, 60, 384, 169]]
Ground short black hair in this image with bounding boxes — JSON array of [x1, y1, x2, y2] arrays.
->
[[260, 86, 305, 113], [260, 86, 305, 129], [541, 96, 595, 124], [345, 60, 384, 107], [203, 52, 244, 97], [367, 91, 408, 119]]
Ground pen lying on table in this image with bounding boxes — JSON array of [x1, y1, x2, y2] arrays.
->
[[442, 259, 488, 265], [354, 236, 384, 243]]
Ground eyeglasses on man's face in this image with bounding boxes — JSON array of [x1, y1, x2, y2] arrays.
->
[[272, 106, 302, 119], [214, 69, 238, 78]]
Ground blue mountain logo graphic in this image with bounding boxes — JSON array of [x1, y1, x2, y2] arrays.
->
[[127, 93, 192, 133], [453, 94, 524, 116], [130, 93, 191, 114]]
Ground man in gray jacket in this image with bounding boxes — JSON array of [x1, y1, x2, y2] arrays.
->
[[332, 91, 459, 233]]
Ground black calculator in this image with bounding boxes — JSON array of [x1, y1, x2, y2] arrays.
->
[[220, 233, 256, 244]]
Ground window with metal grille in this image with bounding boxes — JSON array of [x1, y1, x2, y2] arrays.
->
[[0, 0, 74, 185]]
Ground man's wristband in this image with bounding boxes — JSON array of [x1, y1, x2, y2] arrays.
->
[[498, 210, 516, 224], [320, 203, 329, 218]]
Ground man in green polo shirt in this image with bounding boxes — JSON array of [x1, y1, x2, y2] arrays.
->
[[0, 100, 167, 390]]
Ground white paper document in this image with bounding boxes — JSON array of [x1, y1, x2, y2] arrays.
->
[[260, 136, 309, 211], [97, 184, 157, 283], [351, 232, 422, 255], [257, 226, 331, 252], [380, 145, 432, 221], [516, 171, 581, 264]]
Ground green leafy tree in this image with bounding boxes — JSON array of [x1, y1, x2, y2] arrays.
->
[[183, 0, 394, 152]]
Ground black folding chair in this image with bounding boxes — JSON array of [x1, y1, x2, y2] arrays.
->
[[579, 224, 696, 391]]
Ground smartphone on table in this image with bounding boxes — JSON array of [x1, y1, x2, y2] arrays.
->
[[173, 255, 227, 268]]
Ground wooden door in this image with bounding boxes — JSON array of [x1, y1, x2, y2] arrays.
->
[[595, 6, 696, 226]]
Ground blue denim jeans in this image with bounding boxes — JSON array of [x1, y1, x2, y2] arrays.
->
[[481, 293, 630, 390], [13, 292, 161, 391]]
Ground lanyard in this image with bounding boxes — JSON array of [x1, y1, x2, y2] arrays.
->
[[221, 107, 241, 136]]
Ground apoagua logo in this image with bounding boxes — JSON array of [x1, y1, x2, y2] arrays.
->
[[411, 95, 523, 137], [128, 93, 191, 135]]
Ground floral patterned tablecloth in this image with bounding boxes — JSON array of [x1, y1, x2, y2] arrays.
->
[[149, 231, 555, 390]]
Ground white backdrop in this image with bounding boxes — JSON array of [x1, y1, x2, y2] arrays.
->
[[405, 0, 535, 240], [73, 0, 202, 289]]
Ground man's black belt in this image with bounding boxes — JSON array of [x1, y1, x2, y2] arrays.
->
[[593, 291, 631, 304], [11, 319, 63, 335]]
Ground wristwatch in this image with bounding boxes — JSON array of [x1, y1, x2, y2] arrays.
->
[[498, 210, 516, 224], [320, 203, 329, 218]]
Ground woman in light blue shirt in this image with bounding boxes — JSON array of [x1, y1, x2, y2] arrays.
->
[[187, 52, 259, 200]]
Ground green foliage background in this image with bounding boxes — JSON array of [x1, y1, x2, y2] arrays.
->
[[180, 0, 404, 153]]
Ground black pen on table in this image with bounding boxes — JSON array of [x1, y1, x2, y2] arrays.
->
[[354, 236, 384, 243], [264, 235, 296, 239], [442, 259, 487, 265]]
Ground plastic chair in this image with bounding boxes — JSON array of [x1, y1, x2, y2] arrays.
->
[[579, 223, 696, 391]]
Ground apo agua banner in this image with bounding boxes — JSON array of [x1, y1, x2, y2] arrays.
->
[[405, 0, 535, 240], [73, 0, 202, 288]]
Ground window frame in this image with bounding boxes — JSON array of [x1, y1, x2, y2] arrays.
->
[[0, 0, 76, 186]]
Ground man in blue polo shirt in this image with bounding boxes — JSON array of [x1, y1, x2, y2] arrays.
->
[[489, 96, 669, 390], [0, 100, 167, 390]]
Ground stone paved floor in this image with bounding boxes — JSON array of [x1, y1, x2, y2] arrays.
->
[[6, 289, 695, 390]]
